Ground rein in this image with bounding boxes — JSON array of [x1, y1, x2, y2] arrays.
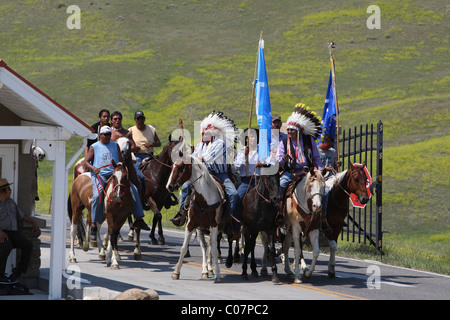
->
[[94, 164, 128, 204]]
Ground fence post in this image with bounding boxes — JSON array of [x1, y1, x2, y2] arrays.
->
[[376, 121, 383, 258]]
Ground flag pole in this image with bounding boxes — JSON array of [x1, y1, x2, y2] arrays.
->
[[328, 42, 341, 171], [246, 31, 263, 176]]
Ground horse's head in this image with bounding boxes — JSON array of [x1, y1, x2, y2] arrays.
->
[[348, 162, 370, 205], [166, 157, 192, 193], [260, 171, 281, 205], [116, 137, 131, 160], [305, 167, 326, 214], [109, 160, 129, 203]]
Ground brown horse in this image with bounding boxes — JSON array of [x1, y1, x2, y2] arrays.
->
[[240, 170, 281, 283], [139, 137, 183, 245], [166, 155, 233, 283], [324, 162, 371, 278], [68, 160, 133, 267], [104, 161, 134, 269]]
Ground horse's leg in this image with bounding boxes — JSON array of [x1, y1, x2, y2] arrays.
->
[[217, 232, 223, 264], [249, 233, 258, 278], [210, 227, 222, 283], [260, 231, 268, 276], [198, 230, 209, 278], [282, 228, 294, 278], [241, 229, 251, 280], [233, 238, 240, 263], [69, 222, 78, 263], [134, 228, 142, 260], [292, 225, 303, 284], [299, 235, 307, 272], [127, 215, 134, 241], [157, 212, 165, 245], [225, 234, 234, 269], [269, 230, 280, 284], [147, 198, 160, 245], [97, 222, 106, 260], [83, 212, 92, 252], [172, 227, 193, 280], [110, 229, 120, 269], [328, 239, 337, 278], [304, 229, 320, 280]]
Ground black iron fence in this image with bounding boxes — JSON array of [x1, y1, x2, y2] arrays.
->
[[338, 121, 383, 255]]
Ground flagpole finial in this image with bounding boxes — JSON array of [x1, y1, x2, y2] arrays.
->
[[328, 42, 336, 55], [260, 31, 263, 40]]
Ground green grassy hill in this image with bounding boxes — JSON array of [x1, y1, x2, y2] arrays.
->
[[1, 0, 448, 273]]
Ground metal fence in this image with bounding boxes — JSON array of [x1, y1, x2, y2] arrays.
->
[[338, 121, 383, 255]]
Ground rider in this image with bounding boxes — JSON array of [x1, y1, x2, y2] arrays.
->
[[170, 111, 239, 236], [82, 126, 150, 239], [233, 128, 275, 232], [110, 111, 149, 209], [318, 134, 341, 230], [276, 104, 323, 224], [85, 109, 111, 157]]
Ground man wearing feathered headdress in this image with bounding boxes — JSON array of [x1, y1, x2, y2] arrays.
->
[[276, 104, 323, 223], [170, 111, 240, 232]]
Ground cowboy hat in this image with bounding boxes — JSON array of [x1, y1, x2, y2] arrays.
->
[[0, 178, 13, 190]]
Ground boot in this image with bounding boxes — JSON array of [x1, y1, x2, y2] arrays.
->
[[275, 196, 286, 226], [170, 208, 188, 227]]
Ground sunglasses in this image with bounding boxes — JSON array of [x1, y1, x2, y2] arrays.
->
[[112, 117, 122, 121], [101, 133, 112, 136]]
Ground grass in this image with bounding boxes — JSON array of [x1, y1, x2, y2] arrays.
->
[[2, 0, 449, 274]]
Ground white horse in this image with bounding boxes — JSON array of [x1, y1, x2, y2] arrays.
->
[[283, 167, 326, 283], [166, 155, 231, 283]]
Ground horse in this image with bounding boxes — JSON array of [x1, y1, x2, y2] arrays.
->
[[103, 161, 134, 269], [139, 137, 183, 245], [69, 137, 143, 258], [324, 162, 371, 278], [282, 167, 326, 283], [166, 155, 233, 283], [240, 170, 281, 283]]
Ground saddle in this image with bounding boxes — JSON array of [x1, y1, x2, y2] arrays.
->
[[275, 172, 307, 226]]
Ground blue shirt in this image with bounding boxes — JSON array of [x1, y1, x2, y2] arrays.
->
[[91, 140, 120, 178]]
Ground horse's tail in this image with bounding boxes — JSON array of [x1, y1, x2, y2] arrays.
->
[[67, 194, 86, 246]]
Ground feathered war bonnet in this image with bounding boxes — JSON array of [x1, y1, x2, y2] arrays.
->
[[200, 110, 239, 163], [286, 103, 322, 141]]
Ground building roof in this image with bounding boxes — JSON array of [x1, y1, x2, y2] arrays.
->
[[0, 59, 93, 137]]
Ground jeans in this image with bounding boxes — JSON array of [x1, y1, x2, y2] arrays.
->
[[90, 172, 144, 223]]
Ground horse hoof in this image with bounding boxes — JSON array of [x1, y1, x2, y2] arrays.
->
[[82, 244, 89, 252], [134, 253, 142, 261], [201, 272, 209, 279], [225, 259, 233, 269], [116, 253, 122, 261], [272, 276, 280, 284], [150, 237, 158, 245], [328, 271, 336, 278], [260, 269, 268, 277], [128, 235, 134, 241], [214, 278, 223, 284], [172, 273, 180, 280], [69, 258, 77, 263], [111, 264, 120, 270], [158, 237, 165, 245], [90, 240, 98, 248], [99, 254, 106, 261], [294, 277, 303, 284], [209, 270, 215, 277], [251, 271, 258, 278], [242, 274, 249, 281]]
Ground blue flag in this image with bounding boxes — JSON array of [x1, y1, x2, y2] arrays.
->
[[255, 40, 272, 159], [320, 69, 338, 142]]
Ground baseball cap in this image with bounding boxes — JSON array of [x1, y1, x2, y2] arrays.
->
[[272, 114, 281, 121], [99, 126, 112, 135], [134, 111, 145, 119]]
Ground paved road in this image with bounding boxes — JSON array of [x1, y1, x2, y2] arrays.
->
[[37, 213, 449, 301]]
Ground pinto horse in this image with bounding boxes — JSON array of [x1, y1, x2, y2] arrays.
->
[[68, 160, 134, 268], [139, 138, 183, 245], [324, 162, 371, 278], [282, 167, 326, 283], [166, 155, 233, 283], [240, 170, 281, 283]]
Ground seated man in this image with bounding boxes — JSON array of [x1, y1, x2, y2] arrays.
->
[[0, 179, 38, 284], [82, 126, 150, 239], [233, 128, 275, 232]]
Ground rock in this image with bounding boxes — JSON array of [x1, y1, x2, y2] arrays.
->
[[113, 288, 159, 300]]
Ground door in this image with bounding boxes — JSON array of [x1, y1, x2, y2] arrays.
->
[[0, 145, 18, 275]]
